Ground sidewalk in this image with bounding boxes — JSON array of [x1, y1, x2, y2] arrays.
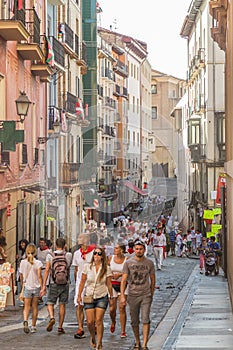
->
[[149, 265, 233, 349]]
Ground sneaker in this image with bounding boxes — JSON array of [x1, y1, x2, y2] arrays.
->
[[74, 329, 86, 339], [23, 321, 30, 334], [31, 326, 37, 333], [121, 332, 127, 338]]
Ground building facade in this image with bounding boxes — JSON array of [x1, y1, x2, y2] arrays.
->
[[0, 0, 52, 265], [180, 0, 225, 231], [209, 0, 233, 308]]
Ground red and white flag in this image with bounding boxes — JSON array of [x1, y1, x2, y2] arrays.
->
[[76, 98, 84, 120], [61, 110, 67, 132]]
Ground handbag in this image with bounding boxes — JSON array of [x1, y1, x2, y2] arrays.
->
[[83, 295, 94, 304], [83, 272, 98, 304]]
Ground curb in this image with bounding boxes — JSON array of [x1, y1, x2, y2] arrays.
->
[[148, 265, 200, 350]]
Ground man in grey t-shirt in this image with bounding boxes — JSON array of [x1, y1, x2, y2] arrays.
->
[[120, 240, 155, 350]]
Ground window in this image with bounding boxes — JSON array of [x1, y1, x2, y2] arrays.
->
[[133, 131, 135, 146], [152, 106, 158, 119], [188, 119, 200, 145], [151, 84, 157, 94], [0, 147, 10, 165], [216, 112, 225, 144], [34, 148, 39, 165], [22, 144, 28, 164]]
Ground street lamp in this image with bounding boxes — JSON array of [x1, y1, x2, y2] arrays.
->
[[53, 121, 60, 134], [15, 91, 31, 122]]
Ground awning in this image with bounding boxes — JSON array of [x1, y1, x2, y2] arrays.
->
[[123, 180, 148, 196]]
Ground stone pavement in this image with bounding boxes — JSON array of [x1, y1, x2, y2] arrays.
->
[[149, 265, 233, 350], [2, 255, 231, 349]]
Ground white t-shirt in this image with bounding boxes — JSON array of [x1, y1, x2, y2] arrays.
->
[[19, 258, 43, 290], [72, 249, 93, 282]]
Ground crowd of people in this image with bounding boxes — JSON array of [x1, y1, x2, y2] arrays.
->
[[0, 213, 222, 350]]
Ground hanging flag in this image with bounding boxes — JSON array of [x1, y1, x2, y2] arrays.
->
[[85, 103, 88, 118], [216, 173, 226, 205], [96, 2, 103, 13], [61, 110, 67, 132], [9, 0, 15, 13], [75, 98, 84, 120], [18, 0, 23, 10], [45, 37, 55, 68]]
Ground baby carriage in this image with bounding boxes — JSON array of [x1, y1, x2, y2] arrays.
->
[[205, 251, 217, 276]]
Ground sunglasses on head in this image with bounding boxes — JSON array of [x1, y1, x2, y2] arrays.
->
[[93, 251, 102, 256]]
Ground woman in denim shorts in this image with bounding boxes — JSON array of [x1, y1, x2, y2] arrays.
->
[[77, 247, 114, 350], [19, 243, 43, 334]]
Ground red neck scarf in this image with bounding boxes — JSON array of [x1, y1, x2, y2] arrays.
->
[[80, 245, 96, 260]]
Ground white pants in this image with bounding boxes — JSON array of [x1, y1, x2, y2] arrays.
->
[[153, 246, 163, 269]]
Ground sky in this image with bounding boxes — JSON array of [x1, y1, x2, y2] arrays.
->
[[98, 0, 192, 79]]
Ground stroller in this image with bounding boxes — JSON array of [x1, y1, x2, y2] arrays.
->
[[205, 251, 217, 276]]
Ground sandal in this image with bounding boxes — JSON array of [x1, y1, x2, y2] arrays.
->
[[23, 320, 30, 334], [90, 339, 96, 349], [58, 327, 65, 334], [110, 323, 115, 333], [46, 318, 55, 332], [142, 347, 149, 350], [133, 343, 141, 350]]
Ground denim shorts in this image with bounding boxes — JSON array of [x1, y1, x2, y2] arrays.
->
[[47, 283, 69, 305], [24, 287, 41, 298], [84, 294, 109, 310]]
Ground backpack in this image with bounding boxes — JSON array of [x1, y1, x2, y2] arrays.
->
[[51, 252, 69, 285]]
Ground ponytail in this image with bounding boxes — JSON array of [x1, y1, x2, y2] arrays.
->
[[25, 243, 36, 265]]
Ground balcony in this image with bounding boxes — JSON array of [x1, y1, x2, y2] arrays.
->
[[102, 155, 117, 168], [101, 67, 115, 81], [60, 162, 81, 185], [114, 141, 121, 151], [103, 125, 116, 137], [113, 59, 128, 77], [15, 8, 43, 61], [189, 144, 206, 162], [115, 112, 121, 122], [59, 23, 79, 58], [97, 117, 104, 131], [48, 106, 61, 131], [97, 84, 104, 98], [66, 91, 76, 115], [74, 37, 87, 67], [113, 84, 121, 97], [0, 2, 29, 41], [49, 0, 66, 5], [122, 87, 128, 98], [50, 36, 65, 68], [104, 96, 117, 109], [209, 0, 227, 51]]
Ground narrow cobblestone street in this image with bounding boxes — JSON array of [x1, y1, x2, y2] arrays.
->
[[0, 256, 198, 350]]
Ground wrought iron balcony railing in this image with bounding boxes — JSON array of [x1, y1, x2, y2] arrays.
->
[[60, 162, 81, 184]]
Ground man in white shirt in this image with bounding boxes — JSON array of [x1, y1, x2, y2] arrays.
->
[[152, 227, 166, 270], [72, 233, 95, 339]]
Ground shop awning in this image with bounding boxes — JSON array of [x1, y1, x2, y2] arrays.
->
[[123, 180, 147, 196]]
